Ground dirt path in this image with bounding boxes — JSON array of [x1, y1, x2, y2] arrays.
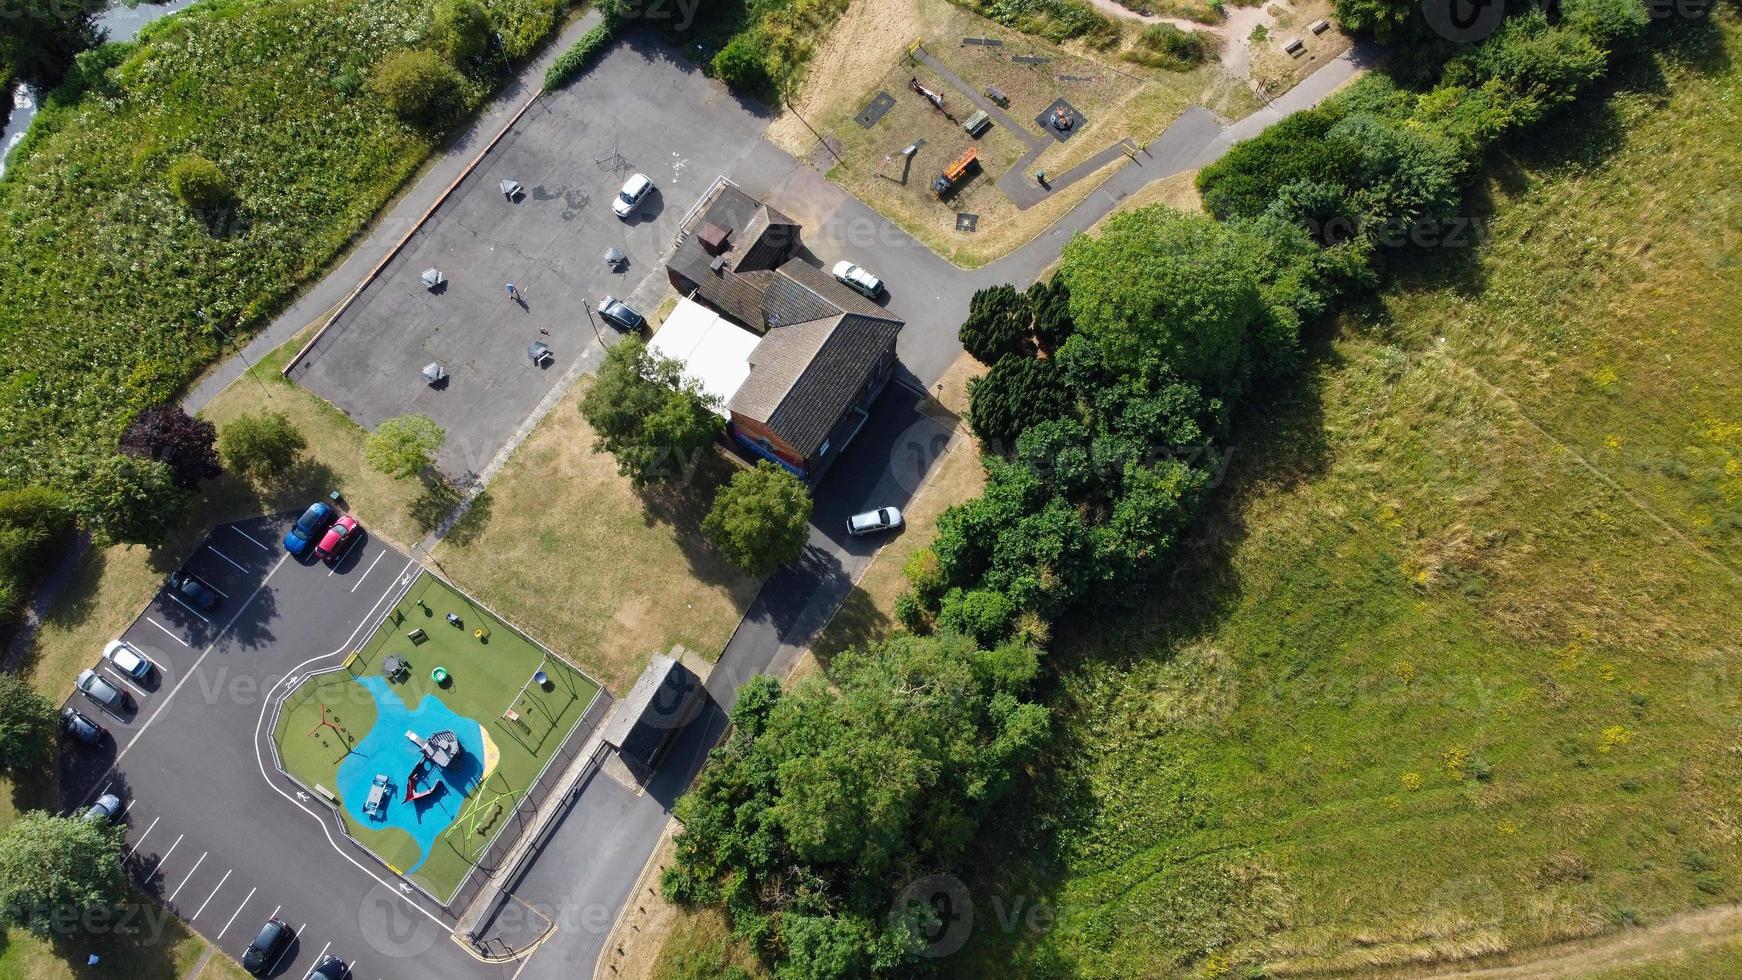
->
[[1402, 903, 1742, 978], [1081, 0, 1205, 31], [1079, 0, 1282, 83]]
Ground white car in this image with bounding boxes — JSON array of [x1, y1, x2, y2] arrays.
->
[[831, 260, 883, 299], [103, 639, 154, 681], [847, 506, 903, 537], [612, 173, 654, 218]]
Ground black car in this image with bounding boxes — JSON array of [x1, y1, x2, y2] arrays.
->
[[304, 953, 347, 979], [241, 917, 291, 976], [60, 706, 105, 745], [167, 570, 218, 611], [597, 295, 645, 332]]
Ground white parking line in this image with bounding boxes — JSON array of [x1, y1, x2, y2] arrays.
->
[[144, 833, 184, 884], [273, 929, 314, 975], [351, 550, 387, 592], [124, 816, 160, 859], [192, 868, 231, 920], [232, 525, 272, 552], [168, 850, 208, 901], [165, 591, 213, 623], [107, 670, 151, 698], [205, 545, 247, 573], [218, 890, 261, 939], [145, 617, 191, 647]]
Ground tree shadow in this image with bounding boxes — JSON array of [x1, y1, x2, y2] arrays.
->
[[633, 451, 755, 593], [443, 488, 493, 547], [410, 472, 465, 537]]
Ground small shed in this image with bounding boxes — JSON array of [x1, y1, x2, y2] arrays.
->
[[962, 109, 992, 138], [602, 654, 702, 775]]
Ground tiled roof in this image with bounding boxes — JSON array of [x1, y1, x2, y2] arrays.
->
[[730, 312, 902, 457]]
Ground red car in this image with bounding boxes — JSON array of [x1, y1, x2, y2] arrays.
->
[[313, 515, 360, 562]]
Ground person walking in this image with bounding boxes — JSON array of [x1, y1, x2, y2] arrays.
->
[[505, 282, 520, 302]]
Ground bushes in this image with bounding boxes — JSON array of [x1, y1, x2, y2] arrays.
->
[[0, 673, 57, 775], [364, 414, 445, 478], [544, 16, 618, 90], [711, 35, 774, 96], [956, 0, 1120, 47], [369, 48, 465, 126], [65, 455, 187, 547], [1126, 23, 1212, 70], [966, 354, 1072, 448], [167, 154, 233, 212], [0, 486, 73, 634], [960, 284, 1037, 365], [434, 0, 492, 66], [219, 411, 307, 483]]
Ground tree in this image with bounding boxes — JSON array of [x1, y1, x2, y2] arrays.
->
[[369, 49, 464, 127], [0, 0, 104, 89], [0, 487, 73, 628], [1026, 277, 1075, 354], [433, 0, 491, 66], [0, 674, 56, 775], [365, 414, 445, 478], [219, 410, 307, 483], [0, 811, 126, 937], [67, 455, 188, 547], [118, 405, 221, 490], [579, 338, 722, 488], [1059, 205, 1265, 389], [958, 285, 1034, 366], [167, 154, 233, 212], [703, 462, 812, 577], [711, 35, 772, 95], [966, 354, 1071, 449], [935, 587, 1017, 646]]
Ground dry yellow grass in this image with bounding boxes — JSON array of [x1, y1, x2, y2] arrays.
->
[[431, 380, 759, 693]]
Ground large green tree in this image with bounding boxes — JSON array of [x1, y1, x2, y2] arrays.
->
[[579, 337, 722, 489], [958, 284, 1035, 366], [66, 455, 187, 546], [0, 674, 57, 775], [117, 405, 221, 490], [0, 487, 73, 629], [0, 0, 106, 89], [1059, 206, 1265, 389], [663, 633, 1049, 975], [219, 410, 307, 483], [0, 811, 127, 937], [365, 414, 445, 478], [702, 461, 812, 577]]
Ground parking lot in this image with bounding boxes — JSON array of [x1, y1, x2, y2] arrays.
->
[[287, 33, 777, 482], [57, 514, 515, 980]]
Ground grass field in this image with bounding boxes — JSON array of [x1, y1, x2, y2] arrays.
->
[[273, 573, 598, 902], [952, 14, 1742, 978], [433, 380, 759, 694]]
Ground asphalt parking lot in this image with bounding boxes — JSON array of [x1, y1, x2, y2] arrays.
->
[[57, 514, 512, 980], [288, 33, 776, 482]]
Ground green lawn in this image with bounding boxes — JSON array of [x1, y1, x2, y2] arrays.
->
[[273, 573, 599, 902], [958, 13, 1742, 978]]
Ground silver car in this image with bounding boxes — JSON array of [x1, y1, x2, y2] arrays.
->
[[847, 506, 903, 537], [103, 639, 154, 681], [831, 260, 883, 299], [612, 173, 653, 218], [75, 668, 127, 711], [84, 793, 123, 823]]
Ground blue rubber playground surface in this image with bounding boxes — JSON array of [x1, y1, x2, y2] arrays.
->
[[336, 677, 486, 875]]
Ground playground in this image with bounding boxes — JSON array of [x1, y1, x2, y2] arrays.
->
[[273, 572, 600, 903]]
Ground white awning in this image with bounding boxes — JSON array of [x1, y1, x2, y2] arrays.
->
[[647, 298, 760, 418]]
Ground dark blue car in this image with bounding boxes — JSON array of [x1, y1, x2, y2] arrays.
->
[[284, 502, 335, 556]]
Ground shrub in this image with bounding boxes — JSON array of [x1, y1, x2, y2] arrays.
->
[[543, 17, 617, 90], [1126, 23, 1210, 70], [966, 355, 1072, 449], [960, 285, 1035, 365], [703, 461, 813, 577], [364, 414, 445, 478], [67, 455, 188, 546], [434, 0, 492, 66], [711, 34, 773, 95], [903, 547, 946, 604], [369, 48, 464, 126], [1197, 108, 1355, 220], [0, 673, 57, 774], [893, 590, 930, 634], [219, 410, 307, 483], [118, 405, 221, 490], [167, 154, 232, 211], [937, 588, 1018, 646]]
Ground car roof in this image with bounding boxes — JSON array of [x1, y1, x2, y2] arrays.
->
[[625, 173, 650, 191]]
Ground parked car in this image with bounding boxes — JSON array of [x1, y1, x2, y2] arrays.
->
[[846, 506, 904, 537], [167, 570, 218, 612], [75, 669, 128, 712], [611, 172, 654, 218], [283, 501, 336, 556], [83, 793, 122, 824], [831, 260, 883, 300], [241, 917, 292, 976], [304, 953, 348, 980], [103, 639, 154, 681], [60, 706, 106, 745], [598, 295, 645, 332], [314, 514, 361, 563]]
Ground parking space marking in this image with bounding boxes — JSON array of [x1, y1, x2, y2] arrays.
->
[[168, 850, 208, 901], [232, 525, 273, 552], [275, 929, 315, 975], [108, 670, 151, 699], [145, 617, 191, 647], [144, 833, 184, 884], [124, 816, 160, 859], [192, 868, 231, 920], [165, 591, 213, 623], [219, 893, 262, 940], [351, 550, 387, 592], [205, 545, 247, 573], [79, 552, 292, 809]]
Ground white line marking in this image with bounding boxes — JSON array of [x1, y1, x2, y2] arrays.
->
[[124, 816, 160, 859], [351, 550, 387, 592], [77, 552, 292, 810], [205, 545, 247, 573], [253, 558, 452, 934], [168, 851, 207, 901], [107, 670, 150, 698], [218, 890, 260, 939], [232, 525, 272, 551], [192, 868, 231, 920], [302, 937, 328, 975], [268, 922, 306, 975], [145, 618, 191, 647], [144, 833, 184, 884], [165, 591, 213, 623]]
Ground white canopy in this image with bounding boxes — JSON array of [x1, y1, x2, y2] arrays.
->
[[647, 299, 760, 418]]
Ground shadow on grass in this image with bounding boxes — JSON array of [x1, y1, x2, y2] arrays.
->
[[633, 451, 757, 595], [410, 472, 465, 538]]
